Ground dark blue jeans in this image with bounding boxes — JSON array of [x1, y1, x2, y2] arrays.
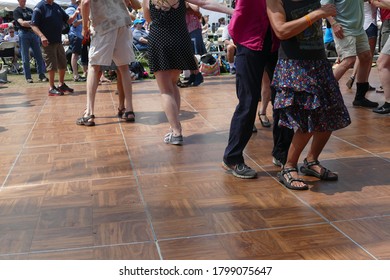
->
[[223, 43, 271, 165], [18, 30, 46, 80]]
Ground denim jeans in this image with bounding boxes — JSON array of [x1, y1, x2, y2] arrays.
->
[[18, 30, 46, 80]]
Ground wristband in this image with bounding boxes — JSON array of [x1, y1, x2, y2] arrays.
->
[[305, 15, 313, 26]]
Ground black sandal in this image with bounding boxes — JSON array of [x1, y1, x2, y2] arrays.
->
[[76, 114, 95, 126], [300, 158, 338, 181], [117, 108, 125, 118], [123, 111, 135, 122], [277, 167, 309, 190], [258, 112, 271, 127]]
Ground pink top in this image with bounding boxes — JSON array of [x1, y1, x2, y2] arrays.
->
[[229, 0, 279, 52]]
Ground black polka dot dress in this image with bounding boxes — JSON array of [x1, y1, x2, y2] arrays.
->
[[148, 0, 198, 73]]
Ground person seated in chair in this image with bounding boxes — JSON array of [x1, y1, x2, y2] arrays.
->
[[221, 24, 236, 74], [132, 18, 148, 51]]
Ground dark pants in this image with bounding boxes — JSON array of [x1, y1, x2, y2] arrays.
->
[[271, 93, 294, 166], [223, 40, 271, 165]]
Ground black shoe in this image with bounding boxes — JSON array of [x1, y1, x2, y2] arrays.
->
[[252, 124, 257, 133], [39, 76, 48, 82], [192, 72, 204, 86], [48, 87, 64, 96], [58, 83, 74, 93], [353, 98, 379, 108], [373, 103, 390, 114], [73, 76, 87, 82]]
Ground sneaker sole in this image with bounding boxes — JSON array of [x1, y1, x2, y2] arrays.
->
[[165, 141, 183, 145], [232, 170, 257, 179], [222, 161, 257, 178]]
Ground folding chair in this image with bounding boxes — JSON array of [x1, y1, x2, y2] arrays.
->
[[133, 43, 148, 63], [0, 41, 20, 74]]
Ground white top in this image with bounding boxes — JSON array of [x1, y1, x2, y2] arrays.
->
[[364, 2, 378, 30], [4, 34, 19, 43]]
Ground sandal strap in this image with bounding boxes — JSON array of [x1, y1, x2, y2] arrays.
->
[[281, 167, 298, 174], [304, 158, 320, 167], [280, 167, 306, 186]]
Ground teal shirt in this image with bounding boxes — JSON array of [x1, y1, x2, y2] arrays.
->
[[320, 0, 365, 36]]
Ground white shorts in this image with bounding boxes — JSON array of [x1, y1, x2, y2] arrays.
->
[[89, 26, 135, 66]]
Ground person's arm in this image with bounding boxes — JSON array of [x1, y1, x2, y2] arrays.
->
[[30, 7, 49, 47], [127, 0, 142, 10], [14, 10, 32, 28], [370, 0, 390, 9], [186, 0, 234, 15], [66, 7, 79, 25], [142, 0, 152, 23], [266, 0, 336, 40], [81, 0, 91, 39], [31, 25, 48, 47]]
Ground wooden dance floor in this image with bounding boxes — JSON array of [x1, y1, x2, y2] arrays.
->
[[0, 70, 389, 260]]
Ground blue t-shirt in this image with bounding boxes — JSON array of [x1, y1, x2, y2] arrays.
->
[[66, 4, 82, 39], [31, 0, 69, 44]]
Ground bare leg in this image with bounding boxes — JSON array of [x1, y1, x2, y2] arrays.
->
[[116, 69, 125, 111], [117, 64, 134, 113], [48, 70, 55, 89], [304, 131, 333, 174], [155, 69, 182, 136], [71, 53, 80, 80], [333, 56, 356, 81], [84, 64, 100, 116], [283, 130, 313, 188], [259, 72, 271, 116], [58, 68, 66, 85], [377, 53, 390, 104]]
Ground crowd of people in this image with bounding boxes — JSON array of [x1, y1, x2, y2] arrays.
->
[[1, 0, 389, 191]]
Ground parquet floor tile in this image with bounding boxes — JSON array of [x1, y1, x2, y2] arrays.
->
[[0, 69, 389, 260]]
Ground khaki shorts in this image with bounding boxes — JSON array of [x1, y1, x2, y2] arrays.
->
[[333, 33, 370, 61], [89, 26, 135, 66], [42, 43, 67, 71]]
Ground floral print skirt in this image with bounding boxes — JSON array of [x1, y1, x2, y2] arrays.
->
[[271, 59, 351, 133]]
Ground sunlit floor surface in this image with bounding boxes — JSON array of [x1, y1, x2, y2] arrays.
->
[[0, 68, 389, 260]]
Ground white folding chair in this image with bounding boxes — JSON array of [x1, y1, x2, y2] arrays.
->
[[0, 41, 19, 74]]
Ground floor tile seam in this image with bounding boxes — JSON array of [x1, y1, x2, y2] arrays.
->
[[332, 134, 390, 158], [329, 213, 390, 224], [116, 114, 164, 260], [0, 241, 156, 258], [0, 174, 137, 189], [330, 222, 378, 260], [243, 152, 331, 217], [24, 138, 127, 149], [153, 221, 332, 243], [0, 96, 50, 191]]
